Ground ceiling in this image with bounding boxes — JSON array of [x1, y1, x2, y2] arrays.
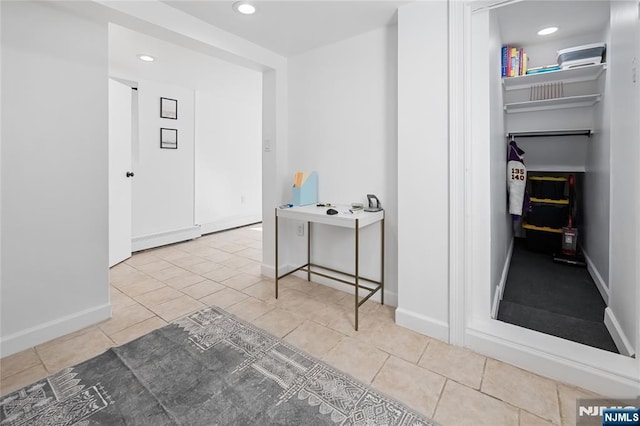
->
[[163, 1, 410, 57], [109, 23, 263, 90], [496, 0, 610, 47]]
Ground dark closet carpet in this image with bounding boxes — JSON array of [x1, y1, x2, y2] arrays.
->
[[497, 239, 619, 353]]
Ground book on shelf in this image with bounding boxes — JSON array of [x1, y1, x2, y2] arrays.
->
[[502, 46, 529, 78], [501, 46, 508, 77], [526, 65, 561, 75]]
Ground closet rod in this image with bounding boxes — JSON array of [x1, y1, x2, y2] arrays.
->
[[506, 129, 593, 138]]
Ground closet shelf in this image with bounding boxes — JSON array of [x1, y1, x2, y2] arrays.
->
[[502, 63, 606, 91], [527, 165, 586, 173], [504, 94, 601, 113], [506, 129, 593, 138]]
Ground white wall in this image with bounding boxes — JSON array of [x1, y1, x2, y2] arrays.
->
[[396, 1, 449, 340], [133, 80, 196, 239], [584, 24, 611, 297], [97, 1, 289, 278], [286, 26, 398, 303], [109, 25, 264, 247], [489, 11, 512, 313], [1, 1, 110, 356], [195, 81, 262, 234], [607, 0, 638, 355]]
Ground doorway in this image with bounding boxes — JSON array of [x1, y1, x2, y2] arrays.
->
[[108, 78, 134, 267], [468, 0, 638, 358]]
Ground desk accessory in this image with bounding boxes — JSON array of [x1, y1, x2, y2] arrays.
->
[[326, 208, 338, 215], [292, 171, 318, 206], [364, 194, 382, 212]]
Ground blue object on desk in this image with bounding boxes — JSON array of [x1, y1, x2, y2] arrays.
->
[[292, 171, 318, 206]]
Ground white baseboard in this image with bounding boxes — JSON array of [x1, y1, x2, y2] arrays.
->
[[260, 263, 294, 279], [0, 303, 112, 358], [200, 215, 262, 236], [491, 237, 514, 319], [604, 307, 635, 357], [132, 225, 201, 252], [582, 249, 610, 304], [465, 321, 640, 397], [395, 308, 450, 342]]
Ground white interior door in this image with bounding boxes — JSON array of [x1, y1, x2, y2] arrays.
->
[[109, 79, 133, 267]]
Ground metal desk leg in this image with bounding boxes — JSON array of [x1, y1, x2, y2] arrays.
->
[[381, 218, 385, 305], [355, 218, 359, 331], [275, 208, 279, 299], [307, 221, 311, 281]]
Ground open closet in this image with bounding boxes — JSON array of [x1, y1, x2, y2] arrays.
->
[[482, 0, 638, 356]]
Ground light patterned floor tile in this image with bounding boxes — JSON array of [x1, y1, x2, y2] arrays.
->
[[163, 272, 207, 289], [0, 364, 48, 397], [134, 286, 184, 308], [133, 259, 174, 273], [252, 308, 305, 338], [146, 265, 190, 281], [99, 304, 156, 336], [110, 317, 168, 346], [1, 348, 42, 380], [169, 255, 209, 269], [242, 280, 277, 302], [181, 280, 225, 299], [220, 255, 256, 269], [322, 337, 388, 384], [36, 329, 114, 373], [372, 355, 446, 418], [520, 410, 555, 425], [237, 261, 264, 277], [284, 320, 344, 359], [149, 295, 205, 322], [367, 322, 430, 364], [203, 266, 242, 283], [435, 380, 519, 426], [482, 358, 560, 424], [199, 288, 249, 309], [418, 339, 486, 389], [221, 273, 263, 291], [558, 383, 599, 426], [110, 287, 138, 308], [183, 260, 223, 275], [116, 278, 166, 297], [225, 297, 276, 322]]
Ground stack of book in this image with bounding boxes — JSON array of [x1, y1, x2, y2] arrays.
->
[[501, 46, 528, 77], [526, 65, 561, 75]]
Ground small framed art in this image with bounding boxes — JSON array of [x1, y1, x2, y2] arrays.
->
[[160, 97, 178, 119], [160, 128, 178, 149]]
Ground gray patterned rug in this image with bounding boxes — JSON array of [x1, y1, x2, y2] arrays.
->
[[0, 306, 438, 425]]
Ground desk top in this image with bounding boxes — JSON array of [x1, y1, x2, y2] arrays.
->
[[276, 205, 384, 228]]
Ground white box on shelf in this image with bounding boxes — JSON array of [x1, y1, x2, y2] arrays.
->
[[557, 43, 605, 70]]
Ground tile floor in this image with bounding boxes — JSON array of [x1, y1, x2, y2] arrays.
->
[[0, 224, 599, 425]]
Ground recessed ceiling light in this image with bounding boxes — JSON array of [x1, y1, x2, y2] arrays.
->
[[233, 1, 256, 15], [137, 54, 155, 62], [537, 27, 558, 36]]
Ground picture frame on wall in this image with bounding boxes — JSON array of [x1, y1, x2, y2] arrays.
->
[[160, 128, 178, 149], [160, 97, 178, 119]]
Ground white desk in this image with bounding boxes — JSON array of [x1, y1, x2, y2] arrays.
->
[[275, 205, 384, 330]]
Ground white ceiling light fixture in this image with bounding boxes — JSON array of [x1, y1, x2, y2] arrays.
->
[[137, 54, 155, 62], [233, 1, 256, 15], [537, 27, 558, 36]]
